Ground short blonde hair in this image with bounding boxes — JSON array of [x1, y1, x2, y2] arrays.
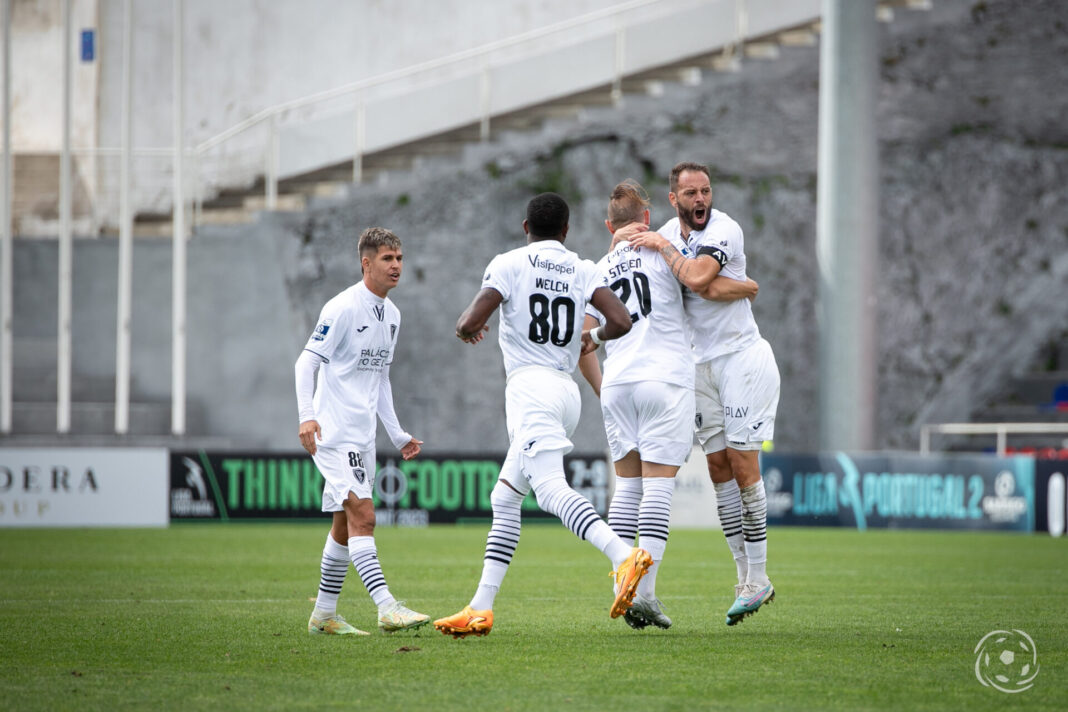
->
[[606, 180, 650, 230]]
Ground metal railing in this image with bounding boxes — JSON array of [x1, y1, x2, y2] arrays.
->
[[188, 0, 729, 219], [919, 422, 1068, 456]]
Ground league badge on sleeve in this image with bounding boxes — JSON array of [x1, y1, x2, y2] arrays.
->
[[312, 318, 333, 341]]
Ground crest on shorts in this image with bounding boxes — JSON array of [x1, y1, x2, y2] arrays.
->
[[695, 411, 703, 428], [352, 467, 366, 484]]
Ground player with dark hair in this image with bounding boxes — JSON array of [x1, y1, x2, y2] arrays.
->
[[620, 163, 781, 626], [582, 181, 756, 629], [434, 193, 653, 638], [295, 226, 429, 636]]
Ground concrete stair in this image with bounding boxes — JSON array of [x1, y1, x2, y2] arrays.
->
[[132, 14, 868, 236]]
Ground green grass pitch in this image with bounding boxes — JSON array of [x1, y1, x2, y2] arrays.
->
[[1, 523, 1065, 711]]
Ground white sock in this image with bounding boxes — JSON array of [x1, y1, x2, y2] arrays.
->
[[470, 562, 508, 610], [740, 480, 768, 585], [587, 519, 633, 567], [714, 479, 748, 584], [637, 477, 675, 599], [313, 533, 349, 615]]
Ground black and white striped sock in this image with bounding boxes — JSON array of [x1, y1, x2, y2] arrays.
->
[[525, 450, 629, 565], [313, 533, 349, 615], [349, 535, 393, 608], [470, 480, 526, 610], [740, 480, 768, 584], [637, 477, 675, 598], [714, 479, 748, 584], [607, 476, 642, 544]]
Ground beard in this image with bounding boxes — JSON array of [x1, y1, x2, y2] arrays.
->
[[677, 203, 709, 233]]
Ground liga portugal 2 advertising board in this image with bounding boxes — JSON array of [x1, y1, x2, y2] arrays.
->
[[170, 450, 611, 524], [759, 452, 1035, 532]]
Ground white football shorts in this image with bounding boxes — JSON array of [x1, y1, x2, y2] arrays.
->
[[505, 365, 579, 458], [600, 381, 695, 466], [312, 443, 377, 511], [694, 337, 780, 453]]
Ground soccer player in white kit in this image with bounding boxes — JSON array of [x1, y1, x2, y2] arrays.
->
[[295, 227, 429, 636], [624, 162, 781, 626], [582, 181, 757, 630], [433, 193, 653, 638]]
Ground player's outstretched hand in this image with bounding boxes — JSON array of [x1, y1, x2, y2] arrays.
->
[[457, 325, 489, 344], [610, 222, 649, 249], [299, 419, 322, 455], [627, 230, 669, 252], [400, 438, 423, 460]]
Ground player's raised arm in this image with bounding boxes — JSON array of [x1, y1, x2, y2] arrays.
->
[[456, 287, 503, 343], [628, 230, 724, 294]]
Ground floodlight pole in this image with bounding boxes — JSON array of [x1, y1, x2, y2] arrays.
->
[[816, 0, 879, 451]]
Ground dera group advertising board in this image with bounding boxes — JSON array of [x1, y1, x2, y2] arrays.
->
[[759, 452, 1035, 532], [170, 450, 610, 524]]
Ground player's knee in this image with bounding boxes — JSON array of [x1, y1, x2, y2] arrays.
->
[[491, 479, 526, 510], [727, 449, 761, 486], [530, 474, 568, 512], [706, 451, 732, 483]]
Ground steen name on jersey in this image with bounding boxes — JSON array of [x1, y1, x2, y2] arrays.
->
[[608, 256, 642, 279]]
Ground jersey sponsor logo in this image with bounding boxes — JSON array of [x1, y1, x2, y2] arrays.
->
[[358, 347, 391, 370], [312, 319, 333, 341], [356, 325, 369, 333], [373, 304, 385, 322], [725, 405, 748, 419], [697, 246, 728, 267], [527, 254, 576, 275]]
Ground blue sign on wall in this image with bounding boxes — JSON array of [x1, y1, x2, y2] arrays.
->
[[80, 29, 95, 63], [760, 452, 1035, 532]]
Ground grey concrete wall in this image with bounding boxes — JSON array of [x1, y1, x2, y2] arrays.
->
[[11, 226, 299, 447], [7, 0, 1068, 456]]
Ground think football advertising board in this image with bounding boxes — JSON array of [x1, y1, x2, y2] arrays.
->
[[169, 450, 611, 524]]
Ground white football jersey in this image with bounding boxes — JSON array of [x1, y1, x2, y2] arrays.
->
[[481, 240, 608, 376], [658, 213, 761, 363], [585, 241, 693, 389], [302, 281, 400, 448]]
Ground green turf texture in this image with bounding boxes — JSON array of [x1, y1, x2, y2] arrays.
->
[[1, 524, 1064, 711]]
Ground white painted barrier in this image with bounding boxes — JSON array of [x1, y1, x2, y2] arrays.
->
[[0, 448, 168, 527]]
